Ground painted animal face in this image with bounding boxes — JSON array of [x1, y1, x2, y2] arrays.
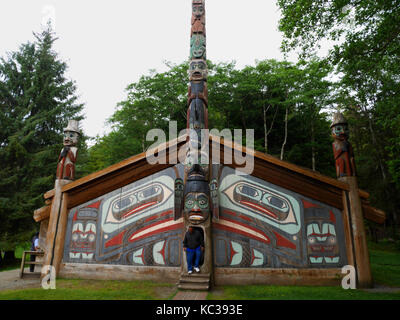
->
[[190, 35, 206, 59], [101, 177, 174, 234], [184, 191, 210, 224], [70, 221, 96, 260], [307, 223, 339, 264], [192, 1, 204, 18], [331, 124, 348, 140], [63, 131, 79, 147], [189, 59, 208, 81]]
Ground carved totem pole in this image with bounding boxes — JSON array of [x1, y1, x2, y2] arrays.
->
[[175, 0, 217, 276], [331, 113, 356, 178], [331, 112, 372, 288], [56, 120, 80, 181]]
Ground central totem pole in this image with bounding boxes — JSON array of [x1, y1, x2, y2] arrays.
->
[[175, 0, 216, 278]]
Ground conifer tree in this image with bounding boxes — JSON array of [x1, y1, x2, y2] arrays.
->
[[0, 26, 84, 254]]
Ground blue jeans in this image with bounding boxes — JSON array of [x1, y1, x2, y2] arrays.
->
[[186, 246, 201, 271]]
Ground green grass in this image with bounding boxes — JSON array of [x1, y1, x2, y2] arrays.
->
[[369, 240, 400, 287], [207, 284, 400, 300], [207, 239, 400, 300], [0, 279, 178, 300]]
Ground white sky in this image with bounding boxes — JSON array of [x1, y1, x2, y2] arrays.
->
[[0, 0, 298, 141]]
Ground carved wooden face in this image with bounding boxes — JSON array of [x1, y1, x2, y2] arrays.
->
[[190, 35, 206, 59], [184, 191, 210, 224], [331, 124, 348, 140], [189, 59, 207, 81], [192, 2, 204, 18], [63, 131, 79, 147]]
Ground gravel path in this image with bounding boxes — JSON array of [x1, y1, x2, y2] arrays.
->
[[0, 268, 41, 291]]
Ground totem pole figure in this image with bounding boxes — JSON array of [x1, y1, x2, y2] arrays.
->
[[56, 120, 80, 181], [331, 112, 356, 178], [191, 0, 206, 36], [178, 0, 215, 276]]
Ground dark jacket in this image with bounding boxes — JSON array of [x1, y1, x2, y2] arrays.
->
[[183, 229, 204, 250]]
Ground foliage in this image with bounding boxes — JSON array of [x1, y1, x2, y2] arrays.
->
[[277, 0, 400, 236], [0, 26, 85, 250]]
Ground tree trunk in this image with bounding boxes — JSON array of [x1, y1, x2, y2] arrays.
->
[[4, 250, 15, 261], [311, 120, 316, 171], [280, 106, 288, 160], [263, 105, 267, 153], [264, 105, 278, 154]]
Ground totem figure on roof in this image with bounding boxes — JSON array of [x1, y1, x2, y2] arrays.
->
[[331, 112, 356, 178], [56, 120, 80, 181]]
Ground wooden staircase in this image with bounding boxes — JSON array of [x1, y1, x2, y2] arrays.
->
[[19, 251, 44, 279], [178, 272, 211, 291]]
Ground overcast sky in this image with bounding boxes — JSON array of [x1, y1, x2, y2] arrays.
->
[[0, 0, 298, 140]]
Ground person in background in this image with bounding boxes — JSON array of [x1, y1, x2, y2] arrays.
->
[[30, 232, 40, 272], [183, 226, 204, 274]]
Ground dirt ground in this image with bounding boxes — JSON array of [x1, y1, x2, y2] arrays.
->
[[0, 268, 42, 291]]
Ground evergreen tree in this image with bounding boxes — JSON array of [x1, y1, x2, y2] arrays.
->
[[0, 26, 84, 253]]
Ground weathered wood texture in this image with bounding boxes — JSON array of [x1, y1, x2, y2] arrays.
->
[[341, 176, 373, 288], [59, 263, 181, 283], [42, 179, 70, 278], [34, 205, 50, 222], [214, 268, 343, 286]]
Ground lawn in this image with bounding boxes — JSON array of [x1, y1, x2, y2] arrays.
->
[[207, 239, 400, 300], [0, 279, 177, 300]]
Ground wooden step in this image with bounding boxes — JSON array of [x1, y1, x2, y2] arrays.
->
[[179, 276, 210, 284], [25, 261, 43, 265], [178, 283, 210, 291], [21, 272, 41, 279]]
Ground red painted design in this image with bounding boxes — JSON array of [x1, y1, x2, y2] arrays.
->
[[214, 218, 270, 244], [229, 242, 238, 265], [160, 210, 173, 217], [240, 201, 278, 219], [223, 209, 237, 217], [145, 215, 158, 223], [329, 211, 336, 223], [86, 200, 102, 209], [250, 249, 262, 266], [302, 199, 321, 209], [105, 230, 126, 248], [272, 231, 297, 250], [158, 241, 167, 265], [129, 218, 183, 243], [72, 210, 78, 221], [239, 214, 252, 222], [121, 201, 158, 219]]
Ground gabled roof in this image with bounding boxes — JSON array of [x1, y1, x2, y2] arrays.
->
[[35, 134, 385, 224]]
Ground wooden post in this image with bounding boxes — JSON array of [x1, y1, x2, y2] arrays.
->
[[340, 176, 372, 288], [42, 179, 70, 279]]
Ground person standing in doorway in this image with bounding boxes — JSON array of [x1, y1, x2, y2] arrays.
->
[[183, 227, 204, 274], [30, 232, 40, 272]]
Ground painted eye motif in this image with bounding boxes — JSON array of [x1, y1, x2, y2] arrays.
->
[[308, 237, 316, 244], [72, 233, 79, 241], [328, 236, 336, 244], [88, 234, 95, 242], [236, 184, 262, 201], [262, 194, 289, 212], [185, 196, 195, 209], [138, 186, 161, 202], [198, 197, 208, 209]]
